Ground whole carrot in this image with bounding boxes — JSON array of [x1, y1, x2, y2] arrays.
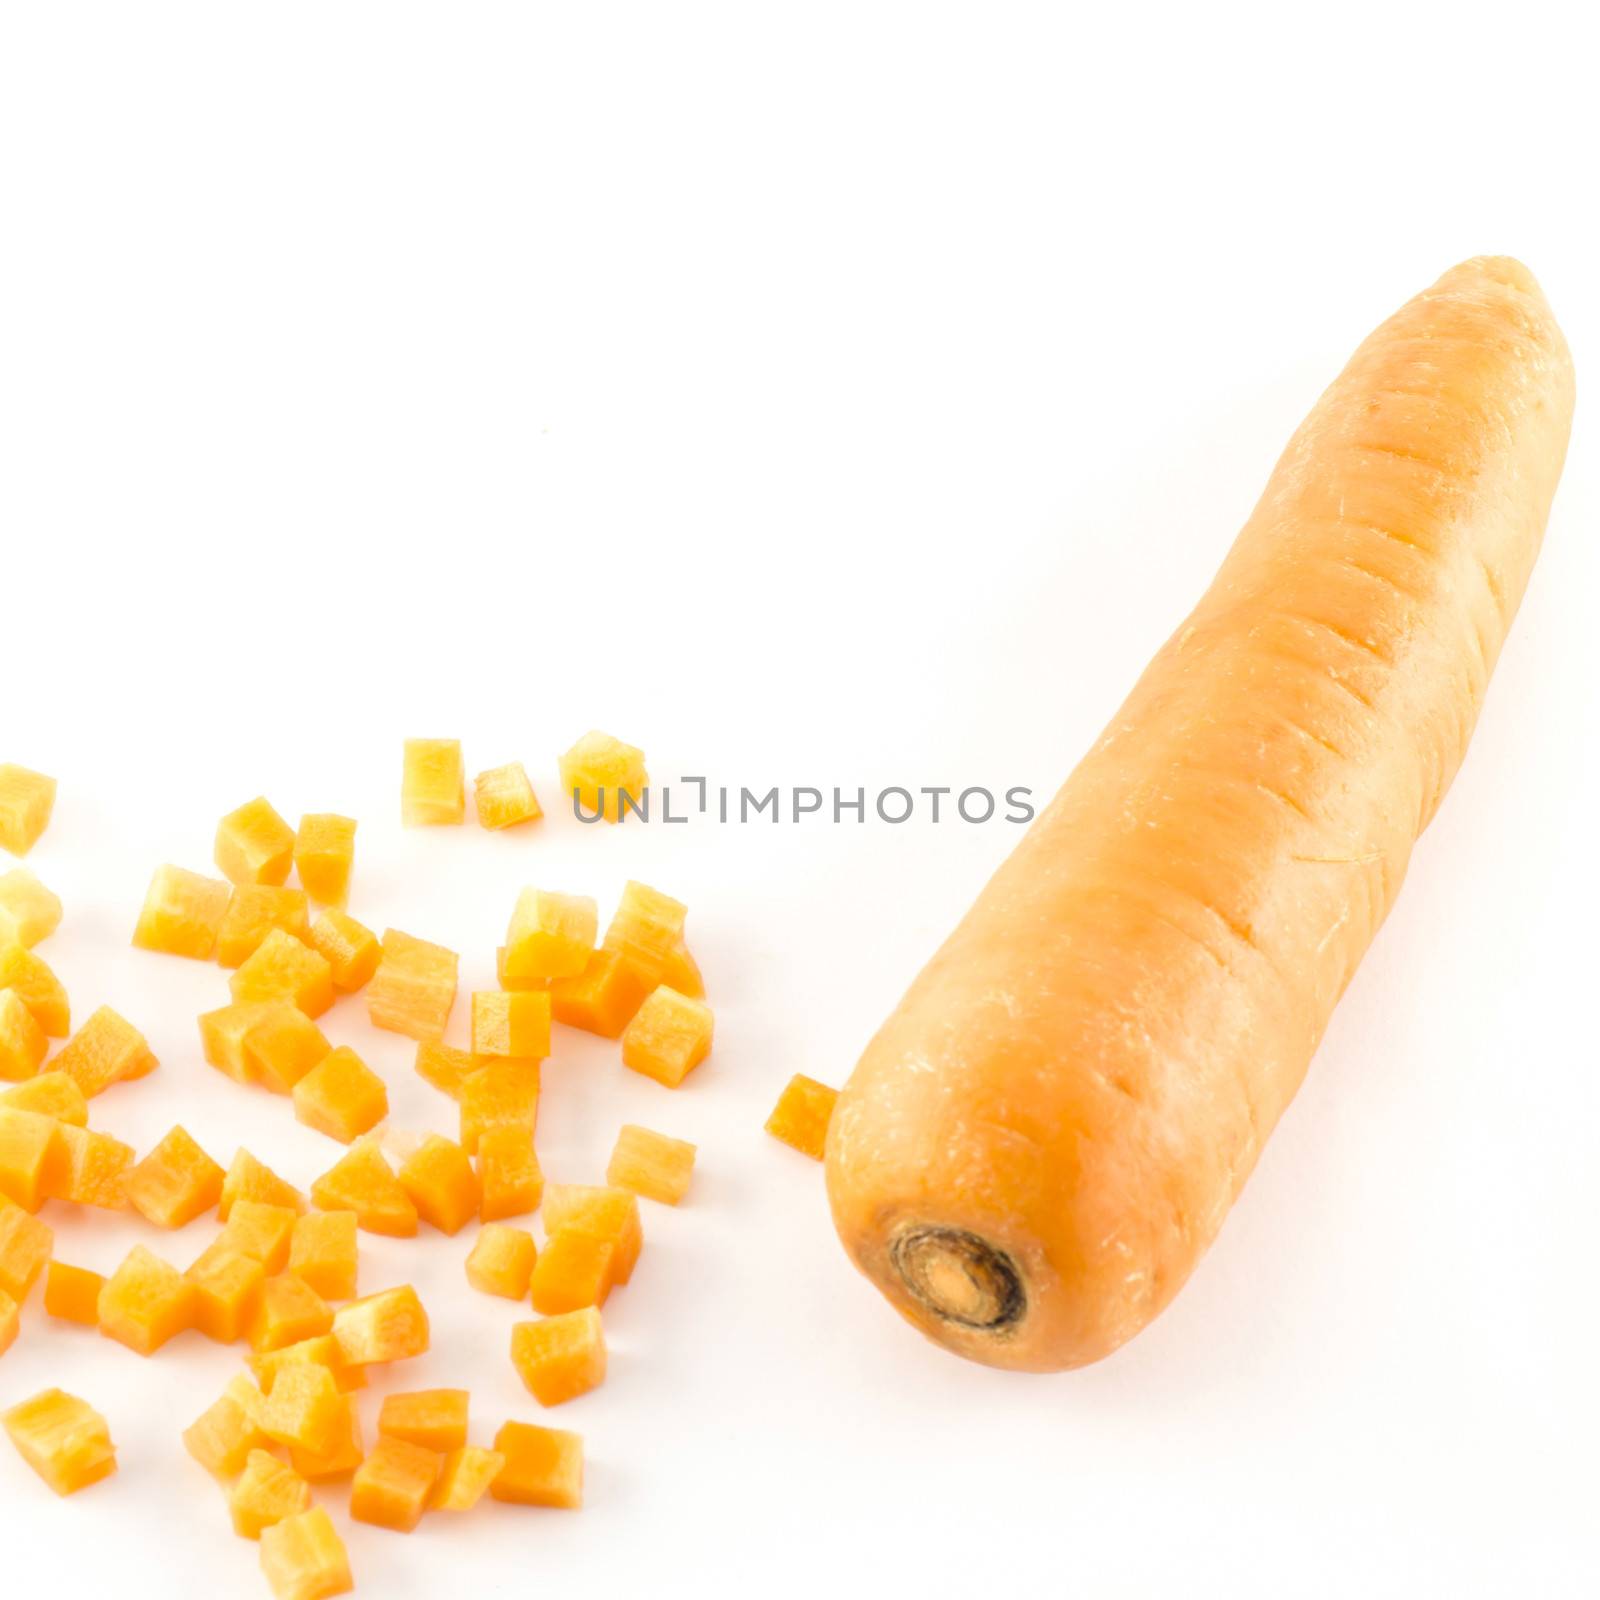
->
[[826, 257, 1574, 1372]]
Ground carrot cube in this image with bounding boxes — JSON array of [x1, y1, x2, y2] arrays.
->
[[0, 1197, 51, 1300], [198, 1001, 275, 1085], [603, 879, 703, 996], [351, 1434, 443, 1532], [250, 1334, 367, 1396], [244, 1005, 332, 1094], [1, 1071, 88, 1125], [765, 1074, 839, 1159], [311, 1139, 417, 1237], [132, 864, 232, 959], [98, 1244, 194, 1354], [397, 1135, 478, 1235], [490, 1420, 582, 1508], [259, 1361, 343, 1455], [220, 1150, 307, 1220], [621, 986, 713, 1088], [183, 1376, 270, 1478], [305, 910, 380, 993], [0, 868, 61, 948], [294, 815, 357, 907], [458, 1059, 540, 1157], [217, 884, 312, 969], [249, 1274, 333, 1353], [223, 1200, 301, 1271], [474, 762, 542, 830], [0, 766, 56, 857], [470, 988, 552, 1059], [289, 1210, 358, 1301], [53, 1004, 156, 1095], [512, 1308, 607, 1406], [530, 1232, 614, 1314], [402, 738, 465, 825], [293, 1047, 388, 1144], [367, 927, 458, 1040], [476, 1123, 542, 1221], [259, 1506, 353, 1600], [186, 1241, 267, 1343], [413, 1039, 481, 1100], [559, 729, 646, 824], [377, 1388, 468, 1453], [44, 1261, 105, 1325], [431, 1445, 505, 1511], [607, 1123, 696, 1205], [288, 1394, 364, 1481], [550, 948, 652, 1039], [333, 1284, 429, 1365], [230, 1448, 312, 1537], [542, 1184, 642, 1283], [231, 928, 335, 1019], [123, 1125, 226, 1227], [0, 989, 48, 1081], [44, 1123, 133, 1209], [465, 1224, 536, 1299], [215, 797, 295, 887], [502, 888, 596, 982], [0, 1108, 61, 1210], [0, 944, 68, 1037], [3, 1389, 115, 1495]]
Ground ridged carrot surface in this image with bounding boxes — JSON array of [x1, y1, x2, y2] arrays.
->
[[826, 257, 1575, 1372]]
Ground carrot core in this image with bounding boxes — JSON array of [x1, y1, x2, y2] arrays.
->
[[890, 1226, 1024, 1333]]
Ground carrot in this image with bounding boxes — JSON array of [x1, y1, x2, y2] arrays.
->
[[825, 257, 1574, 1372]]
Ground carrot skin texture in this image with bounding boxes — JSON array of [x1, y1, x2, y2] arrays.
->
[[826, 258, 1575, 1372]]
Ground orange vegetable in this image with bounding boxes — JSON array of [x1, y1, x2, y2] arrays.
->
[[470, 988, 552, 1059], [250, 1333, 367, 1396], [311, 1138, 417, 1237], [397, 1135, 478, 1235], [0, 1285, 15, 1355], [259, 1361, 343, 1455], [223, 1200, 301, 1271], [490, 1420, 582, 1508], [0, 1108, 61, 1209], [0, 1197, 52, 1300], [3, 1389, 115, 1495], [603, 880, 704, 997], [549, 949, 652, 1039], [249, 1273, 334, 1353], [1, 1071, 87, 1125], [458, 1059, 540, 1157], [230, 927, 335, 1019], [293, 814, 357, 907], [0, 765, 56, 857], [620, 986, 713, 1088], [377, 1388, 469, 1453], [288, 1394, 365, 1481], [123, 1125, 226, 1227], [542, 1184, 642, 1284], [0, 868, 62, 948], [0, 989, 48, 1079], [332, 1284, 429, 1365], [220, 1152, 307, 1220], [476, 1124, 542, 1221], [0, 943, 68, 1037], [243, 1005, 333, 1094], [474, 762, 543, 830], [413, 1039, 481, 1100], [216, 884, 312, 968], [215, 797, 296, 887], [559, 729, 646, 824], [465, 1224, 536, 1300], [186, 1241, 267, 1342], [502, 888, 596, 983], [495, 944, 546, 992], [132, 864, 232, 959], [401, 737, 465, 826], [530, 1231, 614, 1314], [183, 1376, 271, 1478], [366, 927, 458, 1040], [98, 1244, 194, 1354], [292, 1046, 389, 1143], [230, 1448, 312, 1537], [288, 1210, 358, 1301], [44, 1261, 105, 1325], [607, 1124, 696, 1205], [351, 1434, 443, 1532], [305, 910, 380, 992], [52, 1004, 156, 1095], [198, 1001, 276, 1085], [511, 1308, 607, 1406], [764, 1075, 837, 1160], [259, 1506, 353, 1600], [826, 257, 1576, 1373], [431, 1446, 505, 1511]]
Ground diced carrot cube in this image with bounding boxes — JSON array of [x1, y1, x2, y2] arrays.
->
[[215, 797, 296, 887], [0, 1196, 51, 1300], [44, 1123, 134, 1210], [305, 910, 380, 992], [220, 1149, 307, 1220], [413, 1039, 481, 1100], [764, 1074, 838, 1159], [621, 985, 713, 1088], [377, 1388, 468, 1453], [44, 1261, 105, 1326], [288, 1210, 358, 1301], [223, 1200, 301, 1272], [123, 1125, 226, 1228], [52, 1004, 156, 1095], [512, 1308, 607, 1406], [288, 1393, 364, 1481], [250, 1333, 367, 1396], [259, 1506, 353, 1600], [0, 868, 61, 948], [530, 1232, 614, 1315], [603, 879, 704, 996], [259, 1361, 343, 1455], [474, 762, 542, 830], [490, 1420, 582, 1508], [293, 815, 357, 907], [186, 1240, 267, 1343], [231, 928, 335, 1019], [465, 1224, 537, 1300], [98, 1244, 194, 1354], [216, 884, 312, 968], [1, 1071, 87, 1125], [502, 888, 596, 983], [559, 729, 646, 824], [458, 1060, 540, 1157], [606, 1123, 697, 1205], [401, 738, 465, 826], [132, 864, 232, 959], [397, 1135, 478, 1235], [431, 1445, 505, 1511], [230, 1448, 311, 1538], [476, 1124, 542, 1222], [245, 1005, 332, 1095], [332, 1284, 429, 1366], [549, 948, 652, 1039], [351, 1434, 442, 1532], [311, 1139, 417, 1237], [470, 988, 552, 1059], [3, 1388, 115, 1495], [0, 1108, 61, 1210], [198, 1001, 275, 1085], [293, 1047, 388, 1144], [0, 766, 56, 858], [366, 928, 458, 1040], [183, 1375, 271, 1478], [0, 944, 68, 1037], [249, 1273, 333, 1353], [542, 1184, 642, 1283], [0, 987, 49, 1080]]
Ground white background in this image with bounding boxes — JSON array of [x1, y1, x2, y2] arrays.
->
[[2, 4, 1596, 1596]]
